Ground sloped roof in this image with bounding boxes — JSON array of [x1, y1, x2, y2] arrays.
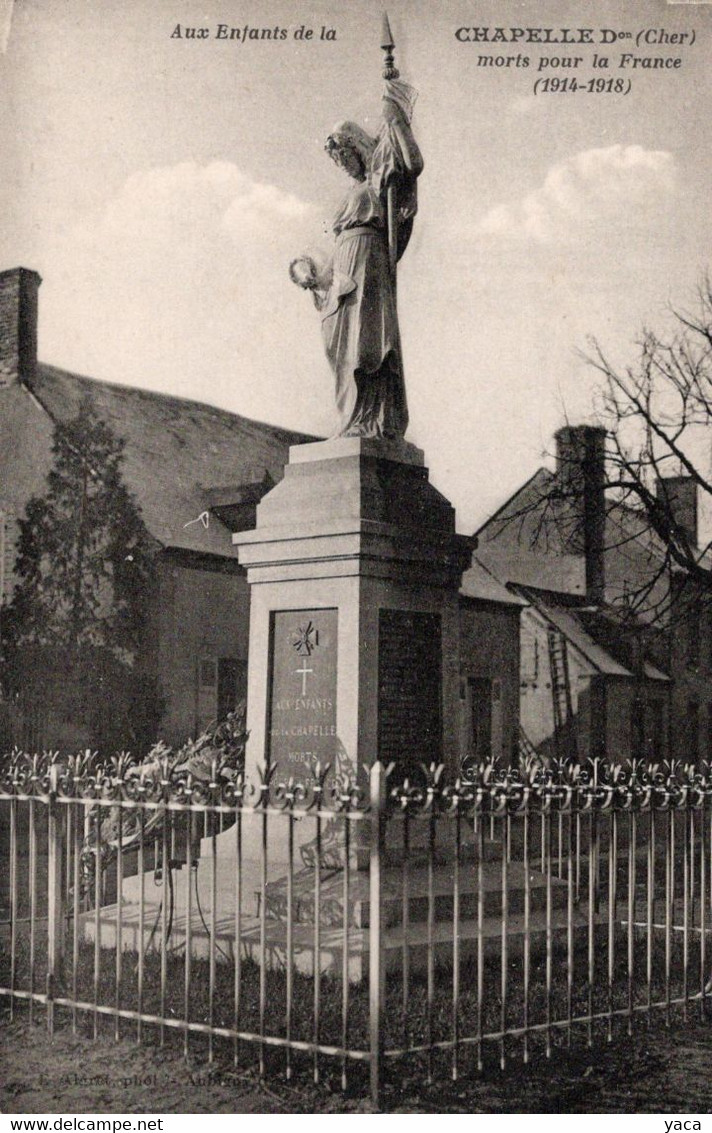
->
[[28, 364, 317, 558], [514, 585, 669, 682], [459, 556, 526, 606], [475, 463, 680, 602]]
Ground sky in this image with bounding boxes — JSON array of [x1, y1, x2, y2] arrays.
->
[[1, 0, 711, 532]]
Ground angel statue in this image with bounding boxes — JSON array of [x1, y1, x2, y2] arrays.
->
[[290, 64, 423, 441]]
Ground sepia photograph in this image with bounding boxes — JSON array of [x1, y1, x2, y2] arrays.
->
[[2, 0, 712, 1117]]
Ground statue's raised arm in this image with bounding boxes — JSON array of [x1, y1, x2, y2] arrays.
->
[[290, 28, 423, 442], [371, 78, 423, 263]]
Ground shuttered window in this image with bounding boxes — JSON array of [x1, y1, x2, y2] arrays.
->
[[0, 509, 18, 605]]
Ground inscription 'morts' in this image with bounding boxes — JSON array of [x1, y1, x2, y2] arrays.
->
[[378, 610, 442, 779], [267, 608, 338, 787]]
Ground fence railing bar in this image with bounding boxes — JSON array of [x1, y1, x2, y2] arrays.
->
[[500, 810, 509, 1071], [401, 810, 410, 1044], [159, 808, 169, 1049], [566, 797, 574, 1049], [9, 794, 18, 1023], [114, 803, 124, 1042], [700, 806, 707, 1019], [627, 809, 636, 1036], [646, 809, 654, 1020], [523, 793, 531, 1064], [384, 992, 710, 1058], [285, 810, 294, 1082], [259, 805, 267, 1079], [575, 808, 582, 904], [0, 792, 373, 824], [683, 805, 690, 1018], [606, 809, 617, 1042], [208, 814, 216, 1064], [28, 794, 37, 1027], [137, 806, 145, 1045], [45, 771, 63, 1039], [33, 994, 371, 1058], [451, 802, 460, 1082], [72, 800, 81, 1035], [368, 762, 386, 1110], [544, 807, 552, 1058], [312, 809, 321, 1085], [234, 805, 242, 1069], [665, 809, 673, 1026], [341, 813, 351, 1093], [476, 804, 485, 1073], [426, 806, 435, 1084], [557, 807, 563, 880], [184, 808, 193, 1060]]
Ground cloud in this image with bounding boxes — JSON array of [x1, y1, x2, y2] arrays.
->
[[38, 161, 334, 433], [476, 145, 677, 243]]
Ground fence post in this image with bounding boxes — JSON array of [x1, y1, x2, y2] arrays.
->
[[369, 761, 386, 1109], [47, 760, 65, 1035]]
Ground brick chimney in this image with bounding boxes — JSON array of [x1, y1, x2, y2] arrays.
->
[[656, 475, 698, 549], [0, 267, 41, 390], [555, 424, 607, 604]]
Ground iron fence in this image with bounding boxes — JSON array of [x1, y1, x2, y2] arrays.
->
[[1, 750, 711, 1106]]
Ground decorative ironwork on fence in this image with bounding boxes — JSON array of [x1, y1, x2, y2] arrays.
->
[[1, 749, 711, 1106]]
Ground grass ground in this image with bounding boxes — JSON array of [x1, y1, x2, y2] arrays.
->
[[3, 1010, 712, 1113], [2, 926, 709, 1113]]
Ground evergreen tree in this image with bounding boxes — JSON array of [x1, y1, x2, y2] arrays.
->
[[1, 397, 161, 753]]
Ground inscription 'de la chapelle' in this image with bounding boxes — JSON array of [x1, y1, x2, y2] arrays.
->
[[267, 608, 338, 787]]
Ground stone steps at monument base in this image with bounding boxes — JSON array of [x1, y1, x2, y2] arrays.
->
[[79, 892, 707, 981], [121, 856, 571, 930], [76, 900, 625, 981], [260, 859, 571, 928]]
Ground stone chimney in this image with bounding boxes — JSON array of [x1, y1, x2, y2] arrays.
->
[[0, 267, 41, 390], [656, 475, 698, 549], [555, 424, 607, 604]]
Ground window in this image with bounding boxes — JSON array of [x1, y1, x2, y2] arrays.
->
[[0, 509, 15, 606], [217, 658, 247, 722]]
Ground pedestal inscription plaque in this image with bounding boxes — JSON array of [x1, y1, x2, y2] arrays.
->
[[378, 610, 442, 777], [267, 608, 338, 787]]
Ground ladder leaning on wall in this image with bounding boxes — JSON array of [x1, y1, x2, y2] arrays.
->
[[547, 627, 577, 761]]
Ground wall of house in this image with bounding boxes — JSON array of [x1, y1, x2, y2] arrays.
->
[[517, 608, 601, 759], [458, 599, 520, 763], [666, 584, 712, 763], [603, 679, 669, 763], [154, 553, 250, 747]]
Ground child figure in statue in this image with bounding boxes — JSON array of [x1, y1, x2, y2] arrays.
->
[[291, 80, 423, 441]]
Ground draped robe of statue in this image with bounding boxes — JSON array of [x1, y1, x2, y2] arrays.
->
[[319, 82, 422, 440]]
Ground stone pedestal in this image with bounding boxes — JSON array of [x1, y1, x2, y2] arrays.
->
[[233, 436, 473, 865], [104, 438, 475, 967]]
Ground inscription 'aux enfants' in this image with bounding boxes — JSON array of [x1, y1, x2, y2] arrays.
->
[[267, 610, 338, 783]]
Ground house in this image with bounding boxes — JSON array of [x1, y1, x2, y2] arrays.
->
[[0, 265, 521, 763], [458, 557, 523, 764], [0, 267, 315, 751], [475, 423, 712, 763]]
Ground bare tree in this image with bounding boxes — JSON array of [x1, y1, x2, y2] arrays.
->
[[478, 275, 712, 636], [590, 275, 712, 581]]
